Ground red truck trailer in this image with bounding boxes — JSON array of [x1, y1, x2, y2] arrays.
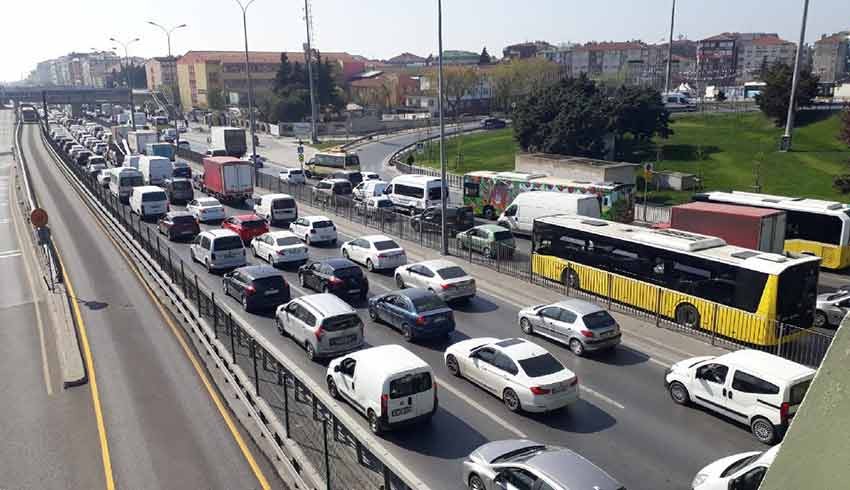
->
[[670, 201, 786, 253], [201, 157, 254, 203]]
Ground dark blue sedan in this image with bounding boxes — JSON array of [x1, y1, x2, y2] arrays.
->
[[368, 288, 455, 342]]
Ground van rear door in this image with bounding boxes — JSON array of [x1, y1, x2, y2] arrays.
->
[[386, 370, 434, 424]]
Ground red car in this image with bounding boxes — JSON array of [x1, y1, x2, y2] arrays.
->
[[222, 214, 269, 244]]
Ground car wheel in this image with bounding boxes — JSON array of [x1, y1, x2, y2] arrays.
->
[[305, 234, 311, 245], [305, 342, 316, 361], [299, 273, 306, 287], [342, 248, 349, 259], [242, 294, 249, 312], [395, 275, 405, 288], [483, 206, 495, 221], [401, 323, 413, 342], [276, 318, 287, 336], [483, 247, 491, 259], [205, 259, 212, 273], [503, 388, 521, 413], [369, 307, 378, 321], [468, 474, 486, 490], [267, 253, 274, 265], [669, 381, 690, 405], [569, 338, 585, 356], [675, 303, 701, 329], [446, 354, 461, 378], [520, 318, 533, 334], [252, 246, 257, 257], [750, 417, 777, 444], [813, 311, 828, 328], [366, 259, 375, 272], [368, 410, 382, 435], [327, 377, 340, 400]]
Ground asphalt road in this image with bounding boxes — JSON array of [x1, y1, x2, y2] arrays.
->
[[45, 150, 765, 489], [21, 123, 283, 490]]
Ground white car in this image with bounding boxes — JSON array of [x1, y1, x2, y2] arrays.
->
[[96, 169, 112, 187], [394, 259, 476, 303], [252, 231, 308, 266], [362, 171, 380, 181], [279, 167, 306, 185], [187, 197, 226, 223], [341, 235, 407, 272], [691, 445, 778, 490], [289, 215, 337, 245], [444, 337, 580, 413]]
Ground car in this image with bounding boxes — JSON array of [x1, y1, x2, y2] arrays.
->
[[190, 229, 247, 272], [691, 445, 779, 490], [298, 257, 369, 300], [245, 154, 265, 168], [186, 197, 225, 223], [394, 259, 476, 303], [177, 140, 191, 151], [517, 299, 621, 356], [222, 265, 290, 312], [87, 162, 107, 177], [289, 216, 337, 245], [162, 178, 194, 205], [253, 193, 297, 225], [368, 288, 454, 342], [352, 180, 388, 201], [664, 349, 816, 444], [456, 224, 516, 259], [75, 151, 93, 166], [362, 171, 380, 181], [275, 293, 364, 361], [252, 231, 309, 266], [480, 117, 507, 129], [462, 440, 623, 490], [96, 170, 112, 187], [814, 291, 850, 328], [355, 196, 396, 220], [446, 337, 579, 413], [205, 148, 228, 157], [330, 170, 363, 187], [340, 235, 407, 272], [222, 214, 269, 244], [279, 167, 307, 185], [157, 211, 200, 241], [410, 205, 474, 234], [312, 178, 353, 205]]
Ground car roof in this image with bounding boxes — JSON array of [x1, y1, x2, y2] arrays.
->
[[197, 197, 220, 204], [491, 338, 548, 359], [397, 288, 439, 301], [305, 215, 331, 222], [233, 214, 262, 221], [716, 350, 815, 383], [204, 229, 240, 238], [266, 230, 298, 239], [236, 265, 281, 279], [298, 293, 355, 316], [135, 185, 164, 193], [325, 178, 350, 184], [263, 193, 294, 200], [548, 298, 606, 316], [320, 257, 357, 269], [166, 210, 194, 218], [352, 344, 428, 371], [474, 224, 510, 233], [360, 235, 394, 243], [525, 447, 621, 490], [416, 259, 461, 271]]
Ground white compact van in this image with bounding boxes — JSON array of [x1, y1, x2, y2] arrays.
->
[[386, 175, 443, 213], [353, 180, 388, 201], [326, 344, 437, 435], [254, 193, 298, 224], [190, 229, 247, 272], [129, 185, 169, 219], [108, 167, 144, 203], [123, 154, 141, 170], [138, 155, 172, 186], [498, 191, 601, 235]]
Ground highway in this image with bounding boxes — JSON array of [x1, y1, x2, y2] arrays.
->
[[20, 122, 282, 489], [39, 122, 763, 489]]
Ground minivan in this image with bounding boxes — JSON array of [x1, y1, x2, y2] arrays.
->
[[386, 175, 444, 214], [498, 191, 601, 236], [190, 229, 247, 272], [137, 155, 172, 186], [275, 293, 364, 360], [254, 193, 298, 225], [353, 180, 388, 201], [163, 178, 194, 204], [326, 344, 437, 434], [313, 178, 353, 205], [129, 185, 169, 219]]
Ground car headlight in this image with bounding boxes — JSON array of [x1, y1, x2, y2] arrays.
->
[[691, 473, 708, 488]]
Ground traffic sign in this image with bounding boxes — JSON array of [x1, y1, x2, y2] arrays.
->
[[297, 145, 304, 155], [30, 208, 48, 228], [298, 154, 304, 163]]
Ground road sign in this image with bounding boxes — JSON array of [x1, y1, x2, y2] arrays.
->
[[298, 153, 304, 163], [297, 145, 304, 155], [30, 208, 48, 228], [643, 162, 654, 179]]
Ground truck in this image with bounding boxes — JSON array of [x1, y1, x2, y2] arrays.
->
[[210, 126, 247, 158], [668, 201, 786, 253], [133, 111, 148, 127], [146, 142, 176, 161], [137, 156, 173, 186], [201, 156, 254, 203], [127, 130, 158, 155], [111, 125, 130, 144]]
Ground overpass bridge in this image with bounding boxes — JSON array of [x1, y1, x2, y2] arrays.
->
[[0, 86, 130, 105]]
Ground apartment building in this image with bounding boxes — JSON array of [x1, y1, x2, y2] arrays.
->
[[503, 41, 554, 61], [737, 35, 797, 81], [145, 57, 179, 91], [813, 32, 850, 83]]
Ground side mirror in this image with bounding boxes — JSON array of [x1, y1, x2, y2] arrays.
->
[[333, 365, 341, 373]]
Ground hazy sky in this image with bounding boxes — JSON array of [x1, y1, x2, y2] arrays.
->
[[2, 0, 849, 82]]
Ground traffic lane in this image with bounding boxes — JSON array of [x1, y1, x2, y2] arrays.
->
[[24, 126, 281, 490]]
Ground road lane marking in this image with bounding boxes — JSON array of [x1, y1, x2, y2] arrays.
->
[[434, 376, 528, 438], [581, 385, 625, 410]]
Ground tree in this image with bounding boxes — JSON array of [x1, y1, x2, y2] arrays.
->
[[479, 47, 491, 65], [315, 53, 343, 112], [839, 105, 850, 148], [755, 62, 819, 126], [606, 84, 672, 145], [441, 66, 481, 117], [207, 87, 225, 111], [490, 58, 561, 111]]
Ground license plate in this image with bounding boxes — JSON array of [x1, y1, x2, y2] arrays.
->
[[433, 316, 445, 323], [391, 406, 412, 417], [552, 385, 566, 393], [348, 289, 360, 294], [265, 289, 279, 295], [330, 335, 355, 346]]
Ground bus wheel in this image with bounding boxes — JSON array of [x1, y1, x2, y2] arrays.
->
[[675, 303, 701, 329], [561, 268, 580, 290], [482, 206, 495, 221]]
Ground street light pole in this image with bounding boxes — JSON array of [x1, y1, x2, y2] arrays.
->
[[111, 37, 140, 130], [147, 21, 187, 149], [664, 0, 676, 94], [780, 0, 810, 152], [437, 0, 447, 256], [147, 21, 186, 57], [235, 0, 258, 169], [304, 0, 319, 144]]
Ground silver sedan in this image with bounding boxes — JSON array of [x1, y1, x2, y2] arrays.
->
[[815, 291, 850, 328], [394, 259, 476, 303], [517, 298, 621, 356]]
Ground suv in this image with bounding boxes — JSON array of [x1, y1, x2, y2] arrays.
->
[[312, 178, 353, 205], [223, 265, 291, 312], [330, 170, 363, 187], [275, 293, 365, 360], [410, 205, 474, 234]]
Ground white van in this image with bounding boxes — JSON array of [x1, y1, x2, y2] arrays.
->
[[498, 191, 601, 235], [190, 229, 247, 272], [386, 175, 443, 214], [123, 154, 141, 170], [108, 167, 144, 203], [129, 185, 169, 219], [138, 155, 172, 186], [353, 180, 388, 201], [327, 344, 436, 435], [254, 193, 298, 224]]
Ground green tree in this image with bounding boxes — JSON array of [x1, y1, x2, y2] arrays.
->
[[755, 62, 819, 126], [490, 58, 561, 111], [441, 66, 481, 117], [207, 87, 225, 111], [606, 84, 672, 159], [315, 53, 343, 112], [839, 105, 850, 148]]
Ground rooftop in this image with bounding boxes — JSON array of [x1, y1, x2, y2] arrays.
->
[[178, 50, 358, 65]]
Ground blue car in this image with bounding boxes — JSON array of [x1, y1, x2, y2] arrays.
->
[[368, 288, 455, 341]]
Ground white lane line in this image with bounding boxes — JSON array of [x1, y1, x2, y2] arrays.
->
[[0, 249, 22, 260], [581, 385, 625, 410], [434, 376, 528, 438]]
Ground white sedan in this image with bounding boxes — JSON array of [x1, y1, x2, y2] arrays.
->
[[341, 234, 407, 272], [186, 197, 226, 223], [394, 259, 476, 303], [252, 231, 308, 266], [444, 337, 579, 413], [362, 171, 380, 181]]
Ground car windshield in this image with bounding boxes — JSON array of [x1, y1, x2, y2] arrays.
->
[[411, 294, 446, 312], [172, 181, 191, 191], [373, 240, 400, 251], [142, 192, 167, 202], [289, 170, 303, 175], [276, 237, 301, 246], [321, 313, 362, 332], [240, 219, 265, 228], [252, 276, 286, 291], [334, 182, 352, 194], [436, 266, 467, 279], [493, 230, 514, 242], [333, 266, 362, 278], [272, 198, 296, 209], [721, 453, 761, 478], [171, 215, 196, 225], [389, 372, 432, 399], [518, 353, 565, 378], [313, 220, 333, 229], [213, 236, 243, 251], [583, 310, 617, 330], [790, 379, 812, 404]]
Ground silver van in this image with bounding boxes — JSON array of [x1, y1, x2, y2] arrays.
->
[[275, 293, 364, 361], [190, 229, 247, 272]]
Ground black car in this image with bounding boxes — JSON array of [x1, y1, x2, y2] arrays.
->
[[76, 151, 93, 166], [223, 265, 291, 312], [163, 178, 194, 205], [410, 205, 474, 234], [331, 170, 363, 187], [158, 211, 200, 241], [481, 117, 506, 129], [298, 258, 368, 300], [62, 140, 76, 153]]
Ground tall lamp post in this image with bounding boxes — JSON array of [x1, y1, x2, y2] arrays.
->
[[437, 0, 447, 255], [147, 21, 187, 146], [110, 37, 141, 130], [780, 0, 810, 152], [663, 0, 676, 94], [235, 0, 259, 171]]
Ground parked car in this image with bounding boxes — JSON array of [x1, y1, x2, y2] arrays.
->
[[814, 291, 850, 328], [289, 215, 337, 245], [312, 178, 353, 205], [275, 293, 364, 360], [394, 260, 476, 303], [251, 231, 309, 266], [157, 211, 200, 241], [340, 235, 407, 272], [410, 205, 474, 234], [190, 229, 247, 272], [456, 224, 516, 259], [279, 167, 306, 185], [480, 117, 507, 129], [368, 288, 454, 341], [691, 445, 779, 490], [222, 265, 290, 312], [222, 214, 269, 244], [186, 197, 225, 223], [462, 440, 623, 490], [298, 257, 368, 300], [518, 299, 621, 356], [665, 349, 816, 444]]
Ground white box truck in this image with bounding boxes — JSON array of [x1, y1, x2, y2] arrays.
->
[[498, 191, 601, 235], [127, 130, 159, 155], [210, 126, 247, 157], [137, 156, 173, 186]]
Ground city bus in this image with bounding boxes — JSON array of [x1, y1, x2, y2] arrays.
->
[[694, 191, 850, 270], [306, 149, 360, 179], [20, 105, 39, 123], [463, 170, 634, 221], [531, 215, 820, 346]]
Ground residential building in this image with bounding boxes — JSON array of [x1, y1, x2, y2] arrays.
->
[[349, 71, 418, 109], [569, 42, 645, 80], [385, 52, 428, 67], [403, 67, 494, 115], [81, 51, 122, 88], [698, 32, 798, 85], [145, 56, 179, 92], [737, 35, 796, 81], [503, 41, 554, 60], [538, 43, 578, 70], [813, 31, 850, 83], [434, 50, 480, 65], [697, 33, 739, 86]]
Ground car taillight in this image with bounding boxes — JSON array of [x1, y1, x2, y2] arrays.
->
[[780, 402, 790, 424], [315, 326, 324, 341], [377, 254, 387, 259], [416, 316, 426, 326], [210, 253, 217, 260], [440, 284, 451, 290], [530, 386, 551, 395], [569, 376, 579, 386], [380, 394, 388, 418], [244, 286, 256, 296], [328, 276, 343, 285], [581, 330, 594, 338]]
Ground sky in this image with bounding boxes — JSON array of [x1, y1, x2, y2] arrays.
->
[[2, 0, 849, 82]]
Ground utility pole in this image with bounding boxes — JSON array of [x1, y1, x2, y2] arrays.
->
[[147, 21, 187, 148], [110, 37, 140, 130], [664, 0, 676, 94], [304, 0, 319, 144], [780, 0, 810, 152], [235, 0, 258, 171], [437, 0, 447, 256]]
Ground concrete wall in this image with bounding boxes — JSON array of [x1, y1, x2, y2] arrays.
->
[[515, 153, 638, 185]]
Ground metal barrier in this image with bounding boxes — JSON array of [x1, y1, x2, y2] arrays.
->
[[634, 204, 672, 224]]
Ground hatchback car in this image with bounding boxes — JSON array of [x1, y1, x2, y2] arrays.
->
[[289, 216, 337, 245], [410, 205, 474, 234], [462, 440, 623, 490], [341, 235, 407, 272], [222, 214, 269, 244], [518, 299, 621, 356], [187, 197, 226, 223], [456, 224, 516, 259], [275, 293, 364, 361], [368, 288, 454, 342], [355, 196, 396, 220], [222, 265, 291, 312], [157, 211, 200, 241], [298, 258, 369, 300], [252, 231, 308, 266], [394, 259, 476, 303], [362, 171, 381, 181], [480, 117, 507, 130], [814, 291, 850, 328]]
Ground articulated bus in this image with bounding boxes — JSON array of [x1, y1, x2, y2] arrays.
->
[[20, 105, 39, 123], [531, 216, 820, 346], [695, 191, 850, 269], [306, 149, 361, 179]]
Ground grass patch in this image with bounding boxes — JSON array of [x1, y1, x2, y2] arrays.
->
[[411, 128, 519, 173]]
